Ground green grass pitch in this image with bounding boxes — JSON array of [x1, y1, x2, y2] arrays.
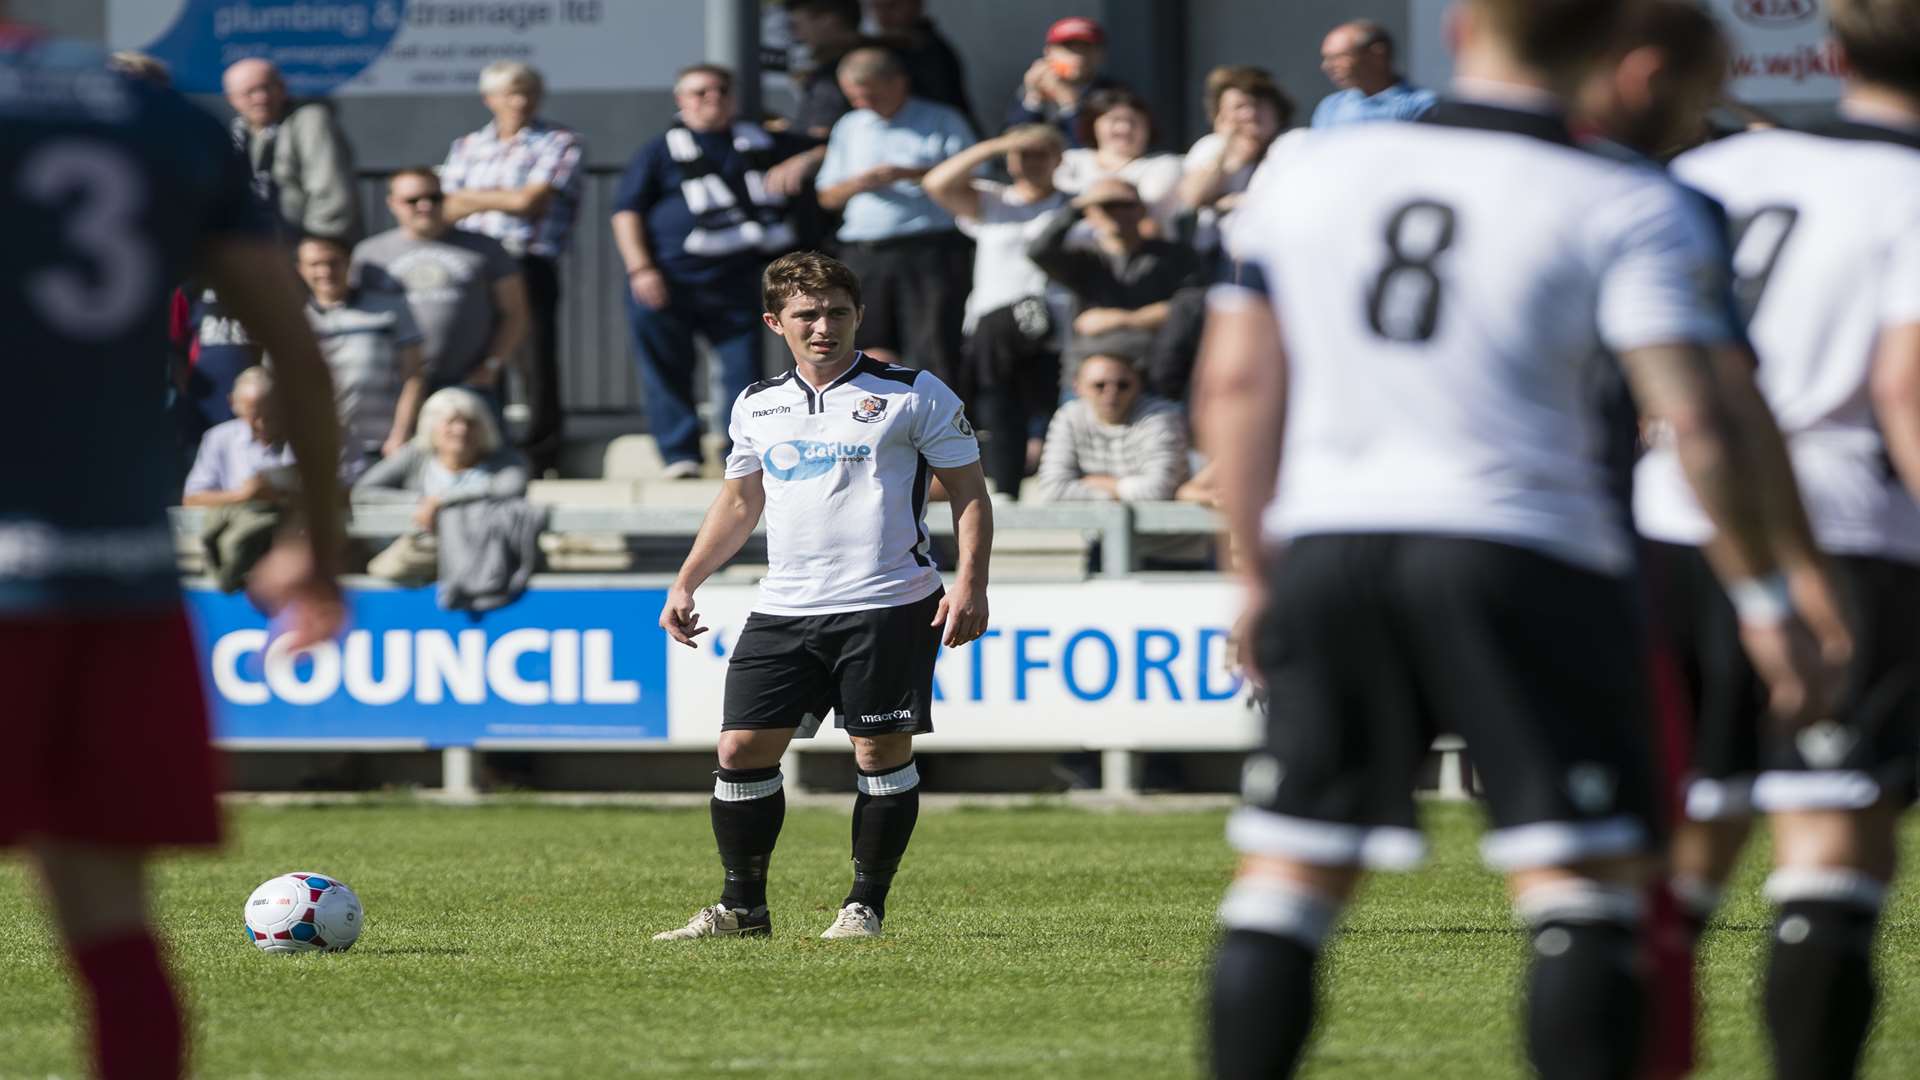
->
[[2, 801, 1917, 1078]]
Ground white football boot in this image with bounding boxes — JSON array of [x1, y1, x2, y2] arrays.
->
[[651, 904, 771, 941], [820, 902, 883, 940]]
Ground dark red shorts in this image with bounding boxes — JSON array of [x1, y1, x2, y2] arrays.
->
[[0, 608, 221, 848]]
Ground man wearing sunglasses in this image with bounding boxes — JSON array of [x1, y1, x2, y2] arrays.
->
[[1029, 176, 1202, 347], [351, 168, 530, 409]]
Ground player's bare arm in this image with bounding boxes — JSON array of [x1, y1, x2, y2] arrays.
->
[[930, 461, 992, 647], [660, 473, 766, 647], [1621, 342, 1826, 724], [1189, 292, 1286, 674], [199, 236, 347, 650], [1710, 345, 1853, 675], [1872, 322, 1920, 502]]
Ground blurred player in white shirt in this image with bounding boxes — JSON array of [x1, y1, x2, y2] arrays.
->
[[1627, 1, 1920, 1075], [1194, 1, 1831, 1076]]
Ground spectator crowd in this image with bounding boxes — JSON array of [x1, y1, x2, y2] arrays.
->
[[143, 5, 1442, 585]]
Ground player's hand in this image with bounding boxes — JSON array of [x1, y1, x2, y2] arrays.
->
[[932, 581, 988, 648], [660, 586, 708, 648], [246, 534, 346, 652], [1788, 562, 1854, 705], [1740, 615, 1828, 731], [628, 266, 670, 310], [1226, 586, 1267, 690]]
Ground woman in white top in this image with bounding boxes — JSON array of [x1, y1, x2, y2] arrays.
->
[[1052, 88, 1185, 236], [1179, 66, 1292, 260], [923, 124, 1073, 498]]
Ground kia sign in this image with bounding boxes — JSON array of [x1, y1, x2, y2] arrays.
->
[[1715, 0, 1845, 104]]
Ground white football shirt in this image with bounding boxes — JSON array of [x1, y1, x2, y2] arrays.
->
[[1222, 101, 1734, 575], [1635, 121, 1920, 563], [724, 354, 980, 615]]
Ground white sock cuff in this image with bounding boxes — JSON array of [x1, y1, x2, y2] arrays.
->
[[1217, 877, 1341, 949], [1764, 867, 1887, 911], [856, 759, 920, 796], [1514, 880, 1644, 928], [713, 770, 783, 802]]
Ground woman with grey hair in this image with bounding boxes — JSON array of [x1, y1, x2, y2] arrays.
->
[[354, 387, 530, 584], [441, 59, 586, 477]]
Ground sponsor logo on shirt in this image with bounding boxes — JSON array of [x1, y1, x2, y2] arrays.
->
[[851, 396, 889, 423], [752, 405, 793, 418], [762, 440, 874, 482]]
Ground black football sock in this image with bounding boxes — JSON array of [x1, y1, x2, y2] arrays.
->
[[1517, 882, 1645, 1080], [1209, 877, 1339, 1079], [845, 758, 921, 921], [711, 765, 785, 912], [1763, 869, 1884, 1080]]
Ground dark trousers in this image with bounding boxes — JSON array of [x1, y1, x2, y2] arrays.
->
[[626, 272, 765, 466], [839, 231, 971, 387], [518, 255, 564, 474], [968, 299, 1061, 499]]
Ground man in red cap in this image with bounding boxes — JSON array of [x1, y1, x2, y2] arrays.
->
[[1004, 16, 1126, 147]]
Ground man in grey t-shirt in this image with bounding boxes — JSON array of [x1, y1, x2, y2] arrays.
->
[[351, 167, 529, 399], [298, 236, 426, 482]]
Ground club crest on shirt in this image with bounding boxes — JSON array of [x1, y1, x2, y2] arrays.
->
[[852, 396, 888, 423]]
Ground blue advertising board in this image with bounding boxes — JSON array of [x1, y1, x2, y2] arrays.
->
[[187, 585, 668, 745]]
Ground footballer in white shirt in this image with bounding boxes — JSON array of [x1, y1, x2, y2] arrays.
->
[[1194, 1, 1829, 1077], [1624, 2, 1920, 1076], [652, 251, 993, 943]]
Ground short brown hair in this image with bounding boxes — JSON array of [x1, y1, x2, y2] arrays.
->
[[763, 251, 862, 315], [1203, 66, 1295, 130], [675, 63, 733, 92], [1618, 0, 1728, 94], [388, 166, 441, 191], [1831, 0, 1920, 98], [1075, 87, 1155, 152], [1472, 0, 1639, 76]]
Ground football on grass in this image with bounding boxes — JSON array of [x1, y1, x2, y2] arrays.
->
[[244, 872, 363, 954]]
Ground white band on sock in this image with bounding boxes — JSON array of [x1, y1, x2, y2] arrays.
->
[[856, 759, 920, 796], [1513, 880, 1644, 928], [1217, 877, 1341, 950], [1764, 867, 1886, 911], [713, 770, 783, 802]]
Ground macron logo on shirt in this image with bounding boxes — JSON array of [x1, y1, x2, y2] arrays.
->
[[762, 440, 875, 482]]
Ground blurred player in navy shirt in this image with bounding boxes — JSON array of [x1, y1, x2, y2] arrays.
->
[[0, 10, 346, 1077]]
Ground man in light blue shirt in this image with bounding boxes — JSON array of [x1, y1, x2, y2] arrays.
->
[[1311, 20, 1437, 128], [816, 46, 975, 384]]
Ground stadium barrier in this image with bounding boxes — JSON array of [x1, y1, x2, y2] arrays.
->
[[171, 505, 1476, 798]]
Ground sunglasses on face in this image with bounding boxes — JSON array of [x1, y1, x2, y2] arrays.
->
[[1089, 201, 1144, 214], [397, 193, 444, 207], [1087, 379, 1137, 392]]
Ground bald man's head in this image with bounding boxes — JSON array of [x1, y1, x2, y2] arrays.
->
[[223, 58, 287, 130]]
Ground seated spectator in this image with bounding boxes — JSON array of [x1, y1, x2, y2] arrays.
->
[[440, 60, 588, 477], [1312, 20, 1437, 128], [1006, 17, 1124, 148], [354, 388, 533, 598], [352, 168, 529, 411], [612, 63, 821, 479], [1029, 177, 1201, 342], [223, 58, 361, 243], [1033, 339, 1189, 503], [923, 124, 1072, 499], [1053, 88, 1185, 234], [786, 0, 867, 138], [182, 367, 298, 592], [816, 46, 975, 380], [864, 0, 975, 127], [296, 235, 426, 484], [1179, 66, 1292, 257]]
